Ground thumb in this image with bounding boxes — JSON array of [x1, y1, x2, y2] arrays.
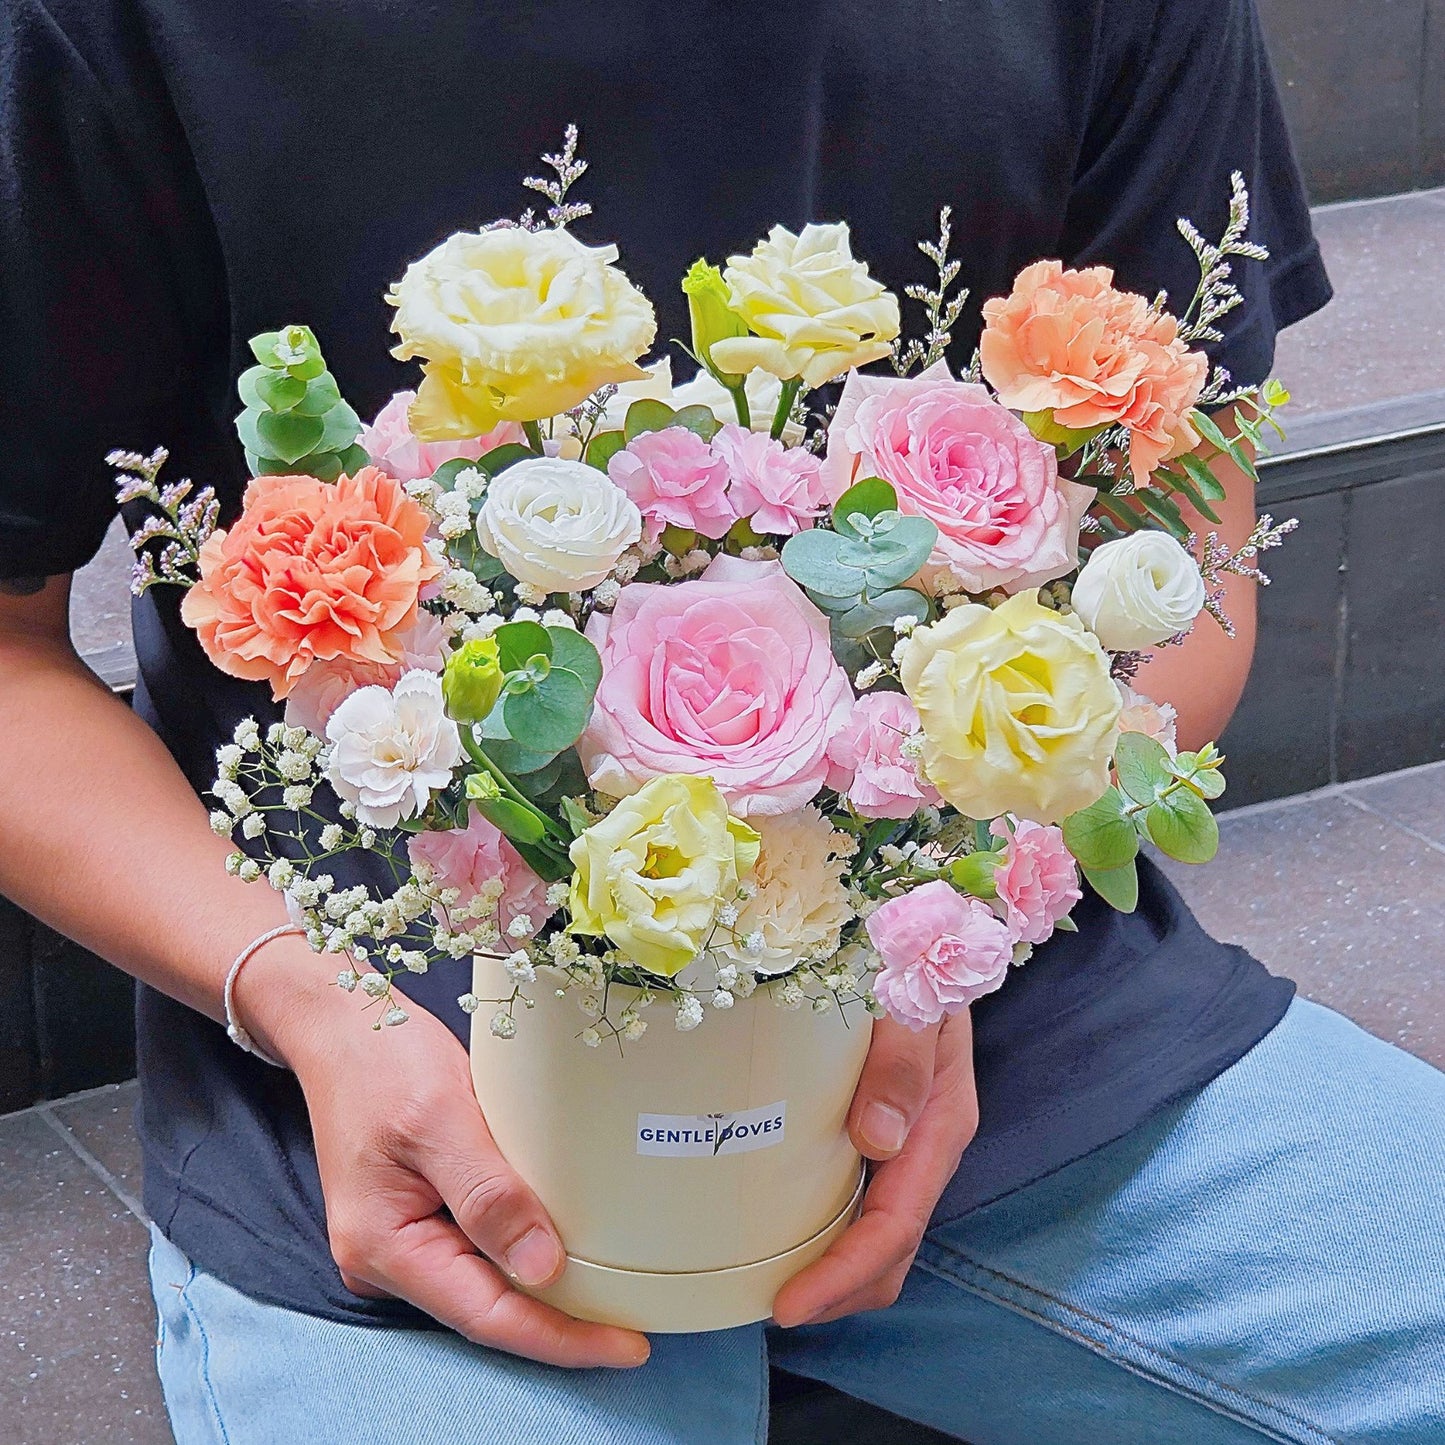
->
[[847, 1016, 939, 1161]]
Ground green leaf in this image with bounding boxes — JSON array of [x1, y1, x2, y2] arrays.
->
[[248, 332, 282, 366], [851, 514, 937, 590], [304, 450, 345, 483], [431, 457, 484, 493], [1190, 408, 1256, 480], [1021, 411, 1110, 457], [254, 370, 307, 413], [1062, 787, 1140, 872], [1114, 732, 1174, 806], [1178, 451, 1228, 502], [1136, 487, 1189, 540], [293, 372, 342, 417], [781, 529, 866, 602], [1143, 787, 1219, 864], [477, 710, 559, 775], [493, 621, 552, 674], [236, 366, 270, 411], [238, 407, 325, 464], [1082, 859, 1139, 912], [1090, 490, 1140, 532], [832, 478, 898, 539], [624, 398, 676, 442], [585, 429, 627, 472], [670, 405, 721, 442], [834, 588, 931, 639], [1168, 748, 1227, 800], [547, 627, 602, 695], [472, 442, 533, 477], [559, 795, 593, 838], [946, 850, 1003, 900], [315, 399, 362, 455], [503, 669, 593, 753]]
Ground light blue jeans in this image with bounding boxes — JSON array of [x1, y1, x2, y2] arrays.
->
[[148, 999, 1445, 1443]]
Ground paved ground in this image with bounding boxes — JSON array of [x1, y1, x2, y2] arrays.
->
[[4, 758, 1443, 1444]]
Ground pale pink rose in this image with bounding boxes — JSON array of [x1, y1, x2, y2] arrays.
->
[[283, 612, 449, 734], [607, 428, 738, 539], [993, 818, 1081, 946], [825, 692, 942, 819], [407, 809, 554, 937], [820, 362, 1093, 594], [359, 391, 524, 484], [1116, 683, 1179, 756], [578, 554, 854, 816], [867, 880, 1015, 1030], [710, 424, 828, 536]]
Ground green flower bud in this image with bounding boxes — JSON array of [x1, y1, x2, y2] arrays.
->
[[682, 259, 749, 389], [442, 638, 505, 724]]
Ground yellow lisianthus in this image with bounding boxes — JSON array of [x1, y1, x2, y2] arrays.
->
[[900, 591, 1121, 824], [568, 775, 760, 978], [386, 227, 657, 440], [709, 223, 901, 389]]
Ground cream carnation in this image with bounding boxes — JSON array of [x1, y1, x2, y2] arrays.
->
[[709, 223, 901, 389], [324, 670, 463, 829], [1071, 532, 1206, 651], [387, 227, 657, 439], [712, 807, 853, 976], [476, 456, 642, 593]]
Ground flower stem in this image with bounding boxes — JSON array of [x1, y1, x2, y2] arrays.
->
[[522, 419, 546, 454], [460, 729, 570, 848], [770, 379, 802, 440], [728, 384, 751, 429]]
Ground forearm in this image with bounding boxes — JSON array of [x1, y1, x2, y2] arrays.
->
[[0, 597, 328, 1039]]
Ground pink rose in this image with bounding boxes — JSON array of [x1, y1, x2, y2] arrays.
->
[[825, 692, 942, 819], [360, 391, 524, 484], [866, 880, 1015, 1030], [993, 818, 1081, 946], [710, 424, 829, 536], [578, 554, 854, 816], [282, 612, 450, 734], [607, 427, 738, 539], [407, 809, 554, 937], [820, 362, 1093, 594]]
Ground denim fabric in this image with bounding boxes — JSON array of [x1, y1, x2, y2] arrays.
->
[[150, 1000, 1445, 1444]]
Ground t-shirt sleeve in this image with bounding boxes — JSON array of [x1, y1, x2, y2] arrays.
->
[[0, 0, 226, 579], [1060, 0, 1332, 389]]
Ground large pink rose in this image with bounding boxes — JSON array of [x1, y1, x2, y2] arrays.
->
[[866, 880, 1014, 1030], [820, 362, 1093, 595], [360, 390, 524, 484], [407, 809, 554, 937], [578, 554, 854, 815], [825, 692, 942, 819], [993, 818, 1081, 946]]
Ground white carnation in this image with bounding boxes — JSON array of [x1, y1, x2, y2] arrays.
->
[[324, 670, 462, 829], [1071, 532, 1207, 651], [476, 457, 642, 594]]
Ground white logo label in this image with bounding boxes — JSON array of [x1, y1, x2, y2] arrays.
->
[[636, 1101, 787, 1157]]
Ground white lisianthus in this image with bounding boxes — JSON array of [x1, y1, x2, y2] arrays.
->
[[476, 457, 642, 593], [387, 226, 657, 439], [324, 670, 463, 829], [713, 806, 852, 977], [1071, 532, 1207, 651], [709, 223, 901, 389]]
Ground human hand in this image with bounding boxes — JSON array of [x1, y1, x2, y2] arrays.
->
[[241, 945, 651, 1369], [772, 1010, 977, 1327]]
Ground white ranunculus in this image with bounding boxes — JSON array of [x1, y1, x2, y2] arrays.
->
[[325, 671, 463, 829], [476, 457, 642, 593], [709, 223, 901, 389], [1071, 532, 1207, 651], [387, 227, 657, 439]]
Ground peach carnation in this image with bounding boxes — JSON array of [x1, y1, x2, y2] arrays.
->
[[180, 467, 441, 699], [979, 260, 1208, 482]]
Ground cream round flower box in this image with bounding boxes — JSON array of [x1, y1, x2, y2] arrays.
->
[[469, 955, 871, 1333]]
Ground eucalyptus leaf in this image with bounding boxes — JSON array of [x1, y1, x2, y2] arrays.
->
[[315, 399, 362, 455], [1143, 788, 1219, 864], [254, 370, 307, 413], [240, 408, 325, 464], [1062, 787, 1140, 872], [832, 478, 898, 539], [493, 621, 553, 674], [834, 589, 931, 639], [1114, 732, 1174, 806], [472, 442, 534, 477], [585, 430, 627, 471], [624, 398, 676, 442], [1082, 859, 1139, 912], [781, 529, 868, 602], [503, 669, 593, 753], [431, 457, 483, 493], [477, 710, 560, 775], [670, 405, 721, 441], [293, 372, 342, 417], [547, 627, 602, 695]]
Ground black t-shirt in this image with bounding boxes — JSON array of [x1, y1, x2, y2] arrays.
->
[[2, 0, 1326, 1325]]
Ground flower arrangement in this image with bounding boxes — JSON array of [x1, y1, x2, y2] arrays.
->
[[118, 128, 1294, 1047]]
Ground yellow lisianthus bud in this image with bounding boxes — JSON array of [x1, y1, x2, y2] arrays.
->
[[682, 259, 749, 388], [900, 590, 1121, 824], [442, 638, 505, 724], [568, 775, 760, 978]]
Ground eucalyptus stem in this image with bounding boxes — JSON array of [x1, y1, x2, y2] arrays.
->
[[460, 729, 570, 847]]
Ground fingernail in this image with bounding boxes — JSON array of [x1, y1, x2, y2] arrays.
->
[[860, 1102, 908, 1154], [506, 1227, 563, 1288]]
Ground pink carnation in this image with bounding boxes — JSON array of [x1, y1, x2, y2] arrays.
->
[[710, 424, 828, 536], [993, 818, 1081, 946], [825, 693, 941, 819], [607, 428, 738, 539], [407, 809, 554, 937], [283, 612, 449, 734], [578, 554, 854, 816], [820, 362, 1093, 594], [360, 391, 524, 484], [866, 880, 1014, 1030]]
